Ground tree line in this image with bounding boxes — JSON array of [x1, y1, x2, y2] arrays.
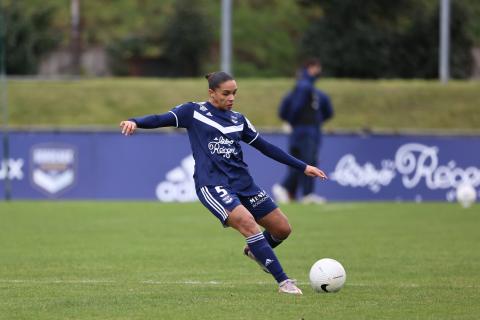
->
[[1, 0, 478, 78]]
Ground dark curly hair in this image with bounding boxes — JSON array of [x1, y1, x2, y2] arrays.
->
[[205, 71, 234, 90]]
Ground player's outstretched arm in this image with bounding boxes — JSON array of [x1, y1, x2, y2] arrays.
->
[[120, 120, 137, 136], [250, 136, 328, 180], [120, 111, 179, 136], [304, 165, 328, 180]]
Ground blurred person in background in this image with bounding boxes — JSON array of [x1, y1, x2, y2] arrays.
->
[[272, 58, 334, 204]]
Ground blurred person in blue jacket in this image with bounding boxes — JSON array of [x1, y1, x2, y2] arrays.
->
[[272, 58, 334, 204]]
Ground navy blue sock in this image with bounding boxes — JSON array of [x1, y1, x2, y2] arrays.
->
[[263, 230, 283, 249], [246, 233, 288, 283]]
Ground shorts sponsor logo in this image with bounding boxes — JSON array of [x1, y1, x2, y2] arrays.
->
[[30, 144, 76, 196], [208, 136, 238, 159], [249, 190, 269, 208]]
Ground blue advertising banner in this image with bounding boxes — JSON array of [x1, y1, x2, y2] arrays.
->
[[1, 130, 479, 202]]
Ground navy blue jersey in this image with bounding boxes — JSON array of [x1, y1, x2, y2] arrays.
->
[[170, 101, 260, 194]]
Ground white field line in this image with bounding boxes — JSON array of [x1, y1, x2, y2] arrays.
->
[[0, 279, 314, 286], [0, 279, 477, 289], [0, 279, 268, 285], [0, 279, 116, 284]]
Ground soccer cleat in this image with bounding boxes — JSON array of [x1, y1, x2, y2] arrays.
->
[[243, 245, 270, 273], [278, 279, 303, 295], [272, 184, 290, 204]]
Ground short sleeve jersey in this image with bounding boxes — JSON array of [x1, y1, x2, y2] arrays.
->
[[169, 101, 259, 194]]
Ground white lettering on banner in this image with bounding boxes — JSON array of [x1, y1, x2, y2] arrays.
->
[[331, 143, 480, 199], [332, 155, 396, 193], [0, 159, 25, 180], [33, 149, 74, 164], [208, 136, 238, 158], [395, 143, 480, 189], [156, 155, 197, 202]]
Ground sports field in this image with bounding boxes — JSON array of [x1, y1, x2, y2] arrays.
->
[[1, 202, 479, 319]]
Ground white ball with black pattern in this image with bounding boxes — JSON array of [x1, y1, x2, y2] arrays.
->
[[309, 258, 346, 293]]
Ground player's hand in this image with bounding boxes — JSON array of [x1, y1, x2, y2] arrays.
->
[[120, 120, 137, 136], [304, 165, 328, 180]]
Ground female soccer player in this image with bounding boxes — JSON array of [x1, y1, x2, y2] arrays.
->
[[120, 72, 327, 295]]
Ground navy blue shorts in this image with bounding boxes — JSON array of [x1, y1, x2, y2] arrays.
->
[[196, 184, 278, 227]]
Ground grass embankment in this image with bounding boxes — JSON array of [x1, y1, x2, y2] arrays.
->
[[7, 78, 480, 132]]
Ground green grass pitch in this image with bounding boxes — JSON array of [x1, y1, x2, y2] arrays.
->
[[1, 202, 479, 319]]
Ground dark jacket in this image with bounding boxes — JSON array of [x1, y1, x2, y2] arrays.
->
[[279, 69, 333, 130]]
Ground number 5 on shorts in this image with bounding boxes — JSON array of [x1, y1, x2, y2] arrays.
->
[[215, 186, 228, 197]]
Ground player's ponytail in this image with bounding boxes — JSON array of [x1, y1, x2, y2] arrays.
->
[[205, 71, 234, 89]]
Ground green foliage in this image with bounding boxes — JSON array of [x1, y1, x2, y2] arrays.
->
[[232, 0, 309, 77], [105, 0, 213, 76], [0, 0, 62, 74], [463, 0, 480, 45], [301, 0, 474, 79], [162, 0, 214, 76], [105, 0, 308, 77], [392, 1, 473, 78], [1, 0, 478, 77], [1, 202, 480, 319], [81, 0, 175, 46]]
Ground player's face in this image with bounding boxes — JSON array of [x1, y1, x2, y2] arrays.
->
[[209, 80, 237, 111]]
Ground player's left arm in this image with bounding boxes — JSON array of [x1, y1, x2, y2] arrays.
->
[[250, 136, 328, 180], [304, 164, 328, 179], [241, 114, 327, 180]]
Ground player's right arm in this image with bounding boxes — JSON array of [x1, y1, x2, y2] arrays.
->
[[120, 103, 194, 136], [119, 113, 176, 136]]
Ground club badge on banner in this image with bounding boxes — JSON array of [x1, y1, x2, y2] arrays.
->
[[30, 144, 77, 197]]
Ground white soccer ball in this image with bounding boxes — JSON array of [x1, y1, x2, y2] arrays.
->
[[456, 183, 477, 208], [309, 258, 346, 293]]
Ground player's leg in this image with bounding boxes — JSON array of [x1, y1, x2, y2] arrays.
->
[[241, 188, 290, 249], [227, 205, 287, 281], [227, 205, 302, 294], [197, 185, 300, 293], [197, 186, 271, 271], [257, 208, 291, 249]]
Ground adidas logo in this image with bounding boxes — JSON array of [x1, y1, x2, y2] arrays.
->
[[265, 259, 274, 267], [155, 154, 197, 202]]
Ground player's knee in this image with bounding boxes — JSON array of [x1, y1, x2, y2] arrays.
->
[[275, 224, 292, 240], [236, 214, 260, 236]]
